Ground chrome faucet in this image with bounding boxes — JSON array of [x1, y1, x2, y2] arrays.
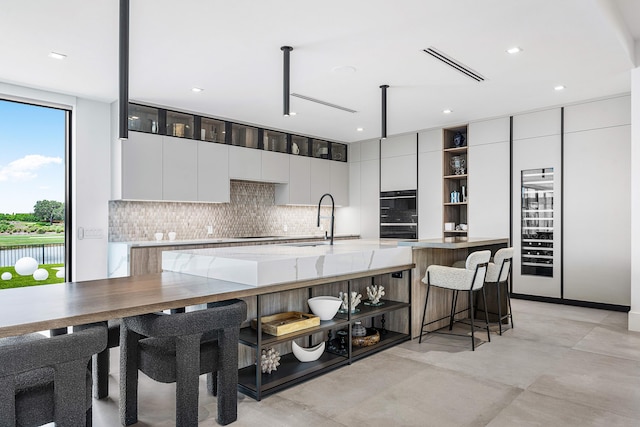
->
[[317, 193, 335, 245]]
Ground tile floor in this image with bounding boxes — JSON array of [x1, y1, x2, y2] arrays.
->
[[92, 299, 640, 426]]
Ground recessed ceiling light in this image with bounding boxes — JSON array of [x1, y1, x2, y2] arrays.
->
[[356, 127, 364, 132], [289, 111, 297, 116], [191, 87, 204, 93], [554, 85, 565, 91], [48, 52, 67, 60], [443, 109, 453, 114], [506, 47, 522, 54]]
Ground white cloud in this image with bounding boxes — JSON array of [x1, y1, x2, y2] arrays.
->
[[0, 154, 63, 182]]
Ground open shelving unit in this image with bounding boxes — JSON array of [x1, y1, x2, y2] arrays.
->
[[237, 268, 412, 400], [443, 125, 469, 237]]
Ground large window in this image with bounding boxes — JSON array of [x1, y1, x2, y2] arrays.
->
[[0, 99, 69, 288]]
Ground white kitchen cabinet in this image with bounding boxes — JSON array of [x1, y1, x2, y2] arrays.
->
[[563, 97, 630, 306], [197, 142, 229, 203], [360, 158, 380, 238], [121, 132, 163, 200], [330, 161, 349, 206], [261, 151, 289, 183], [512, 108, 562, 299], [380, 134, 417, 192], [310, 158, 332, 204], [162, 136, 198, 201], [418, 129, 442, 239], [229, 145, 261, 181], [275, 156, 311, 205], [468, 118, 510, 239]]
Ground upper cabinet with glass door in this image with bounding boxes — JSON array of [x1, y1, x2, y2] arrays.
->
[[200, 117, 225, 143], [263, 130, 288, 153], [166, 111, 194, 139], [231, 123, 259, 149], [128, 104, 160, 134]]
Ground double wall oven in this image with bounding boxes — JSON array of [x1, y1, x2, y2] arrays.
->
[[380, 190, 417, 239]]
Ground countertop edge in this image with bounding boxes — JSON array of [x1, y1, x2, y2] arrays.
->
[[398, 237, 509, 249], [111, 234, 360, 248]]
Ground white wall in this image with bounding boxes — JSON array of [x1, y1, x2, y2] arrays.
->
[[0, 83, 111, 281], [630, 67, 640, 331]]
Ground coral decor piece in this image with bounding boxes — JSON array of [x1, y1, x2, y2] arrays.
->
[[260, 348, 281, 374], [338, 291, 362, 313], [365, 285, 385, 306]]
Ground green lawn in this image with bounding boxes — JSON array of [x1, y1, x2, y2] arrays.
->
[[0, 234, 65, 246], [0, 264, 65, 289]]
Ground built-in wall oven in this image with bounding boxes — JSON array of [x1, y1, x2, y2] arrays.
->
[[380, 190, 417, 239]]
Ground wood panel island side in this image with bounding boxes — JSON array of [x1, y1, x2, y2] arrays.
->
[[397, 237, 509, 338]]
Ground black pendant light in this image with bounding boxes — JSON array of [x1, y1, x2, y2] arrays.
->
[[380, 84, 389, 139], [281, 46, 293, 116], [118, 0, 130, 140]]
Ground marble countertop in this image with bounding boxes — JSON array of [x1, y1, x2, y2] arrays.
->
[[110, 234, 359, 247], [162, 239, 413, 287], [397, 237, 509, 249]]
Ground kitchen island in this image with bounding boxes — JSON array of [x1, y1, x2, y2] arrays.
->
[[0, 239, 413, 401], [398, 237, 509, 337], [161, 239, 415, 399]]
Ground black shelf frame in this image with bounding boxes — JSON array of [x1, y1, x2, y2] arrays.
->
[[239, 267, 412, 400]]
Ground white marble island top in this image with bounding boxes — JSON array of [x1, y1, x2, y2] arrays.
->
[[162, 239, 412, 287]]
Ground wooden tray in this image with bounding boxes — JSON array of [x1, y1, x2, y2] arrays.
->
[[251, 312, 320, 336]]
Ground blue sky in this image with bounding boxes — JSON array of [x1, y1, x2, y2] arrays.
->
[[0, 100, 65, 214]]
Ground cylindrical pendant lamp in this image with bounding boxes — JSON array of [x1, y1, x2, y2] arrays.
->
[[119, 0, 130, 140], [380, 84, 389, 139], [281, 46, 293, 116]]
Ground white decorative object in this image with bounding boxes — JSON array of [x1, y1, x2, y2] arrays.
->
[[260, 348, 280, 374], [168, 231, 177, 241], [339, 291, 362, 313], [154, 232, 163, 241], [1, 272, 12, 280], [307, 296, 341, 321], [55, 267, 65, 279], [366, 285, 385, 305], [291, 341, 325, 362], [33, 268, 49, 281], [15, 257, 38, 276]]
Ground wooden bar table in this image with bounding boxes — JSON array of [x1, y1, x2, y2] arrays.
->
[[0, 266, 414, 339], [397, 237, 509, 338]]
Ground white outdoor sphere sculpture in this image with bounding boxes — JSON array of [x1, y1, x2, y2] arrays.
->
[[55, 267, 65, 279], [1, 272, 11, 280], [33, 268, 49, 281], [15, 257, 39, 276]]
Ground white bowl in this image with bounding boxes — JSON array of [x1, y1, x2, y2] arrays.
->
[[292, 341, 325, 362], [307, 296, 342, 321]]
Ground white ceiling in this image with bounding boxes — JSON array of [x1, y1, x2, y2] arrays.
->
[[1, 0, 638, 143]]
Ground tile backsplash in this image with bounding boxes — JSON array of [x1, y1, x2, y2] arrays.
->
[[109, 180, 334, 241]]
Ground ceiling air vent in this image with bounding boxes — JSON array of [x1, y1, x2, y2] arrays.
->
[[291, 93, 357, 113], [423, 47, 485, 82]]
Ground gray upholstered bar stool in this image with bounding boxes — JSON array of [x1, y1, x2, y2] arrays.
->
[[484, 247, 514, 335], [120, 299, 247, 426], [0, 323, 107, 427], [419, 250, 491, 350]]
